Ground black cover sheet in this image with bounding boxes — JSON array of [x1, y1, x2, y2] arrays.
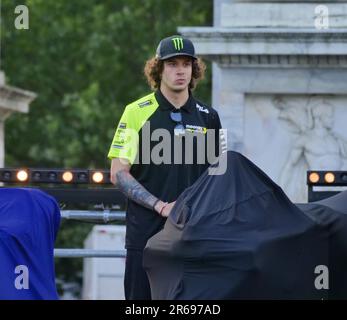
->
[[143, 151, 347, 299]]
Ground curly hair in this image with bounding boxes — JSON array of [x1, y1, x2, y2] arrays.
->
[[144, 57, 206, 91]]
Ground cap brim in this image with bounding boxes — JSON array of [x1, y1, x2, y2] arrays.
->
[[158, 53, 197, 60]]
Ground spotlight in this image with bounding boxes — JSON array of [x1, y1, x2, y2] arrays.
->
[[89, 170, 111, 184], [17, 170, 29, 182], [324, 172, 335, 184], [309, 172, 320, 184], [92, 172, 104, 183], [62, 171, 73, 183], [77, 172, 88, 183], [32, 171, 42, 181], [2, 171, 12, 181], [48, 172, 58, 182]]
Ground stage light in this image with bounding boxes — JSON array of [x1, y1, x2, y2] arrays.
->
[[89, 170, 111, 184], [2, 171, 12, 181], [308, 171, 347, 186], [307, 170, 347, 202], [62, 171, 73, 183], [92, 172, 104, 183], [77, 172, 88, 183], [309, 172, 320, 184], [324, 172, 335, 184], [48, 171, 58, 182], [32, 171, 42, 181], [0, 168, 112, 185], [17, 170, 28, 182], [31, 170, 58, 183]]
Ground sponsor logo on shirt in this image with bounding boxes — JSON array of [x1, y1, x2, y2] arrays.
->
[[196, 103, 209, 114], [119, 122, 127, 129], [112, 144, 124, 149], [186, 124, 207, 134], [138, 100, 153, 108]]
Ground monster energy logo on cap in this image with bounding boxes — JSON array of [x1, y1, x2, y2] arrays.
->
[[172, 37, 184, 50], [156, 35, 196, 60]]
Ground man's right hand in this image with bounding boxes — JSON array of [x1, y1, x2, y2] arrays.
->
[[155, 201, 176, 218]]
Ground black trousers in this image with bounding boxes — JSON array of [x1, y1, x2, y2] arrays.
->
[[124, 249, 151, 300]]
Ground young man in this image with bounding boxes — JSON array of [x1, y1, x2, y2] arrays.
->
[[108, 35, 222, 300]]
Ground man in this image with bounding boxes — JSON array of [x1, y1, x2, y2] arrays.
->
[[108, 35, 223, 300]]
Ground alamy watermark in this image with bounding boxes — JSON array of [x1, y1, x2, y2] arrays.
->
[[314, 265, 329, 290], [112, 122, 228, 175], [14, 5, 29, 30], [314, 5, 329, 30], [14, 265, 29, 290]]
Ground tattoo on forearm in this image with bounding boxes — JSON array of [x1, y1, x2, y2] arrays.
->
[[115, 170, 158, 210]]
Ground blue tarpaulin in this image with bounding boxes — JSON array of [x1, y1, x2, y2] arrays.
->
[[0, 188, 60, 300]]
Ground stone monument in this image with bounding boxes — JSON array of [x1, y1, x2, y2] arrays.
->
[[0, 71, 36, 167], [179, 0, 347, 202]]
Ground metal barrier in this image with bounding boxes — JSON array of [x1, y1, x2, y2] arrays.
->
[[60, 210, 125, 222], [56, 208, 127, 299], [54, 210, 126, 258], [54, 249, 126, 258]]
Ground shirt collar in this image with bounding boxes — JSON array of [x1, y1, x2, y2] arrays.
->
[[155, 89, 195, 113]]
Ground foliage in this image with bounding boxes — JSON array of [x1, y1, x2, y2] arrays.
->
[[2, 0, 212, 168]]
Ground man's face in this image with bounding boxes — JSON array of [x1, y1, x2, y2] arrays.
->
[[161, 56, 193, 93]]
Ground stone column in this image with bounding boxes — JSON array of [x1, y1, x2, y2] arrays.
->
[[0, 71, 36, 167]]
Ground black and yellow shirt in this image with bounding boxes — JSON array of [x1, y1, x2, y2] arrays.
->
[[108, 90, 222, 250]]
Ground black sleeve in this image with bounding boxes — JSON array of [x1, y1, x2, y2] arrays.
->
[[210, 109, 223, 159], [213, 110, 222, 130]]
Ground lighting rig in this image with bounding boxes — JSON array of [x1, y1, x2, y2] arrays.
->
[[307, 170, 347, 202], [0, 168, 125, 206]]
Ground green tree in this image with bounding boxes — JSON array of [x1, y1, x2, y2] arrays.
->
[[2, 0, 212, 168]]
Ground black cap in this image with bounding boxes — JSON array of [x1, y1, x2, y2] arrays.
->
[[156, 35, 197, 60]]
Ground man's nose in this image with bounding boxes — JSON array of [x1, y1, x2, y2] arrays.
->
[[176, 66, 184, 74]]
